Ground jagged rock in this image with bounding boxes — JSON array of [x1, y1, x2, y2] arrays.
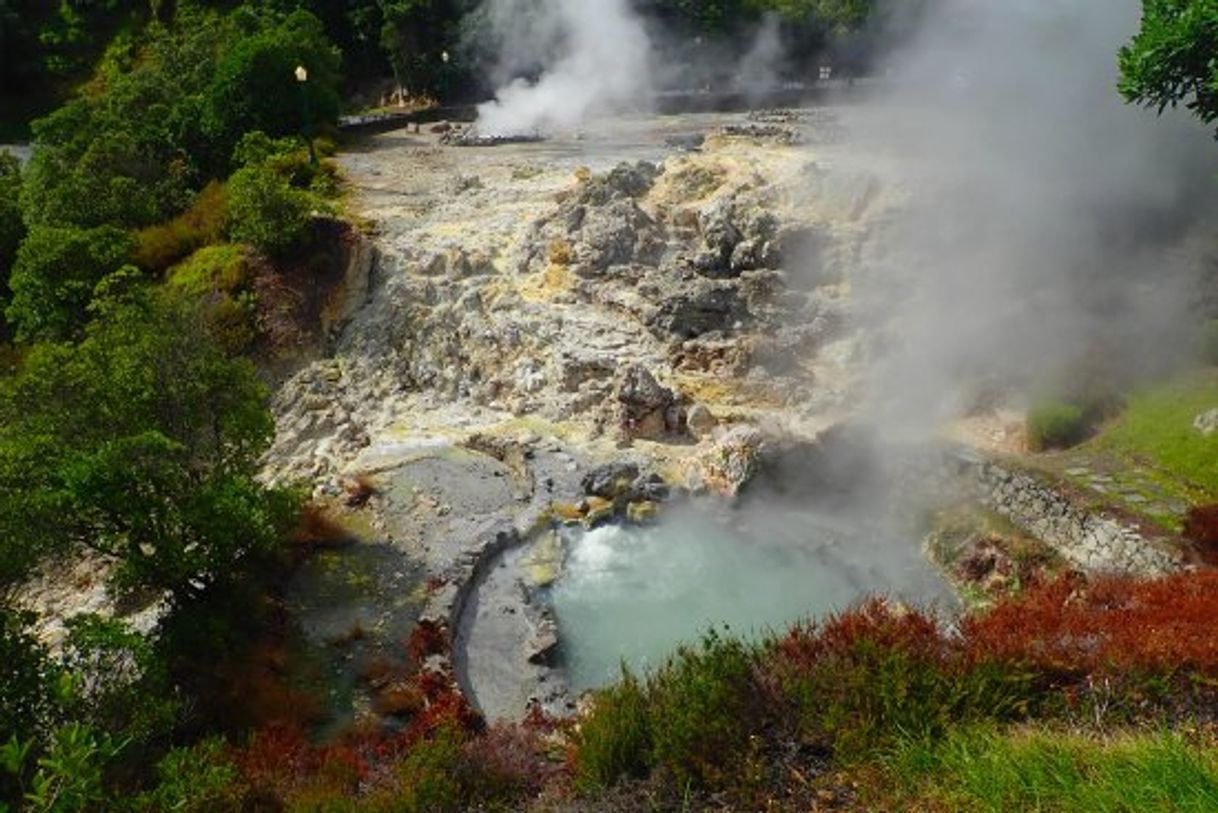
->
[[582, 462, 641, 498], [578, 161, 661, 205], [627, 500, 660, 524], [687, 403, 718, 440], [526, 613, 560, 665], [618, 365, 677, 439], [441, 128, 544, 147], [687, 426, 767, 497], [649, 283, 749, 339], [630, 472, 670, 502], [697, 197, 741, 274], [575, 200, 655, 275]]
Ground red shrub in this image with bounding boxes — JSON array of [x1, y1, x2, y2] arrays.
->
[[962, 571, 1218, 674], [769, 598, 946, 676], [408, 619, 450, 664]]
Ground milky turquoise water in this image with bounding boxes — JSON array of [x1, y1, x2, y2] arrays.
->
[[549, 502, 952, 689]]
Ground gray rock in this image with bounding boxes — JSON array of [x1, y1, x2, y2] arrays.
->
[[687, 403, 718, 440], [1194, 408, 1218, 436], [582, 462, 641, 498], [630, 472, 670, 502], [649, 284, 749, 339], [618, 365, 676, 438]]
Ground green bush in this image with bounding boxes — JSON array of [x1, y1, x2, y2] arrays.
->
[[132, 739, 246, 813], [648, 630, 759, 788], [168, 244, 250, 297], [574, 668, 653, 790], [133, 182, 230, 273], [227, 163, 321, 258], [0, 152, 23, 284], [4, 224, 134, 342], [395, 724, 466, 813], [0, 280, 297, 598], [1026, 399, 1088, 451]]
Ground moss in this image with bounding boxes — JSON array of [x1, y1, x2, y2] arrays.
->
[[167, 244, 249, 296]]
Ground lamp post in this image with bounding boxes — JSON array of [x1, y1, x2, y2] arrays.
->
[[295, 64, 319, 167]]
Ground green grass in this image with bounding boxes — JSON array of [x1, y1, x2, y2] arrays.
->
[[1089, 370, 1218, 497], [888, 727, 1218, 812], [167, 244, 249, 296], [1027, 399, 1087, 451]]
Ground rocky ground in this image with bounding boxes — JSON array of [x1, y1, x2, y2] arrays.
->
[[257, 108, 901, 722]]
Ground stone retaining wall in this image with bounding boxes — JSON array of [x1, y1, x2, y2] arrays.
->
[[949, 452, 1186, 576]]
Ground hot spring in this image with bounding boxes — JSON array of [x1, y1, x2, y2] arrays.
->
[[548, 499, 953, 690]]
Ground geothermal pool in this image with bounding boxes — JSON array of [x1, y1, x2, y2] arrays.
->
[[548, 502, 953, 690]]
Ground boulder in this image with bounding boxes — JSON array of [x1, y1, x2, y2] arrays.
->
[[582, 462, 641, 498], [617, 365, 676, 439], [687, 403, 718, 440], [579, 161, 661, 206], [649, 284, 749, 339], [630, 472, 670, 502], [686, 426, 766, 497], [575, 200, 654, 275]]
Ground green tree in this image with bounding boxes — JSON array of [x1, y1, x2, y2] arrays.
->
[[0, 612, 57, 744], [226, 161, 325, 257], [0, 277, 297, 598], [1119, 0, 1218, 130], [204, 9, 342, 166], [0, 153, 24, 338], [5, 225, 133, 343]]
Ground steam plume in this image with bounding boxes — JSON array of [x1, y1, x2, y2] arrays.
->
[[475, 0, 654, 135], [855, 0, 1218, 437]]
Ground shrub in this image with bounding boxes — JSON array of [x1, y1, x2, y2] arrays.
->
[[0, 612, 57, 745], [394, 723, 466, 813], [962, 572, 1218, 676], [132, 739, 247, 813], [133, 182, 230, 272], [573, 668, 653, 790], [227, 162, 322, 258], [168, 244, 256, 353], [647, 629, 760, 788], [4, 224, 134, 341], [1026, 399, 1087, 451], [767, 601, 1032, 760]]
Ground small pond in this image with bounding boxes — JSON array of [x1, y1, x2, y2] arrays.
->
[[549, 500, 953, 690]]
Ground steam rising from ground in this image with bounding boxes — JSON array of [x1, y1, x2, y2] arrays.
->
[[475, 0, 653, 135], [856, 0, 1218, 438]]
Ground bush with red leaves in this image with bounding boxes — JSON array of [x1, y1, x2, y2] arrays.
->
[[962, 571, 1218, 674], [408, 619, 450, 665]]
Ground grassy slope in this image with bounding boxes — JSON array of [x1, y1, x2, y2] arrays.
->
[[1020, 369, 1218, 533], [885, 727, 1218, 813], [1093, 369, 1218, 496]]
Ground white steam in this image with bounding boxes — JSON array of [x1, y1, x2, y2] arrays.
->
[[475, 0, 654, 135], [855, 0, 1218, 437]]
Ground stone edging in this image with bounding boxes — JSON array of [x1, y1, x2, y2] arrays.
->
[[948, 451, 1187, 576]]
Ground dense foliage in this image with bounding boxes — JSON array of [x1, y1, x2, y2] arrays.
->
[[1120, 0, 1218, 132], [0, 279, 295, 599]]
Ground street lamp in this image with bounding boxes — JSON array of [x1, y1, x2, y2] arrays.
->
[[295, 64, 318, 167]]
